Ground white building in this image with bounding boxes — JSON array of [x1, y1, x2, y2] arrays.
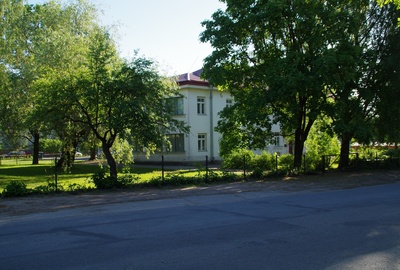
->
[[134, 69, 290, 164]]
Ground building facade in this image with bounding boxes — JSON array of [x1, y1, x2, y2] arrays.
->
[[134, 69, 289, 163]]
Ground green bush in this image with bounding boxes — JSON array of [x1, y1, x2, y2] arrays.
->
[[303, 152, 323, 172], [91, 169, 136, 189], [34, 180, 60, 194], [383, 148, 400, 159], [2, 180, 29, 197], [252, 152, 276, 171], [66, 183, 92, 193], [222, 149, 255, 169], [207, 170, 239, 183], [278, 154, 294, 172], [250, 167, 264, 178]]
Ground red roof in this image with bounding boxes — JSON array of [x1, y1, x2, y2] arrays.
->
[[177, 69, 210, 87]]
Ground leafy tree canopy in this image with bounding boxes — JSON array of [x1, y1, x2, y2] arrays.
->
[[201, 0, 345, 168]]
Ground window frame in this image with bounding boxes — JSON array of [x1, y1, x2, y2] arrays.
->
[[197, 97, 206, 115], [166, 97, 184, 116], [197, 133, 207, 152], [166, 134, 185, 153]]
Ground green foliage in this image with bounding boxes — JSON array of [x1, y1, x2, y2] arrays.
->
[[250, 167, 265, 179], [2, 180, 29, 197], [143, 170, 240, 188], [112, 138, 134, 165], [222, 149, 255, 169], [90, 169, 118, 189], [222, 149, 304, 176], [384, 148, 400, 158], [0, 0, 100, 164], [252, 152, 276, 171], [40, 138, 62, 153], [201, 0, 347, 169], [305, 117, 340, 171], [90, 168, 138, 189], [33, 179, 60, 194], [356, 146, 383, 160], [278, 154, 294, 172]]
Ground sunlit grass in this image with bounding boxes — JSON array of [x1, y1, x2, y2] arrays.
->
[[0, 159, 198, 192]]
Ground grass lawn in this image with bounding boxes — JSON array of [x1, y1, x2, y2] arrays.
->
[[0, 158, 200, 193]]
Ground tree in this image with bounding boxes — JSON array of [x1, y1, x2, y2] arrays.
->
[[201, 0, 340, 169], [42, 27, 189, 179], [322, 1, 399, 168], [215, 86, 274, 158], [0, 0, 27, 152], [374, 25, 400, 144], [0, 0, 98, 164]]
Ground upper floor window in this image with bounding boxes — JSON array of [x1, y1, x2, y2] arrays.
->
[[166, 97, 184, 115], [226, 99, 233, 107], [197, 97, 205, 115]]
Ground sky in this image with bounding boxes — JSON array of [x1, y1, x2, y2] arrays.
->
[[27, 0, 226, 76]]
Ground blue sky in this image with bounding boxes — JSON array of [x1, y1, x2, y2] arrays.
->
[[27, 0, 226, 75]]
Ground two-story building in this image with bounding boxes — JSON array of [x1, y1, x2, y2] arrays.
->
[[134, 69, 289, 164]]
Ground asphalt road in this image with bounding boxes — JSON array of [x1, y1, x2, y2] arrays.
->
[[1, 183, 400, 270]]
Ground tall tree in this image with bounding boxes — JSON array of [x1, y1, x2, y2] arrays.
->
[[323, 1, 399, 168], [0, 0, 97, 164], [201, 0, 339, 169], [41, 27, 189, 179], [374, 23, 400, 144]]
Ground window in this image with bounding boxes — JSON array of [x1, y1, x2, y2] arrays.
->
[[274, 133, 281, 146], [226, 99, 233, 107], [197, 97, 205, 114], [198, 133, 207, 151], [167, 134, 185, 152], [166, 97, 184, 115]]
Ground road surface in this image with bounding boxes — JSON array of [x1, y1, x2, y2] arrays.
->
[[1, 183, 400, 269]]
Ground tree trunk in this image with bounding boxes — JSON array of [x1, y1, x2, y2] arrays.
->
[[57, 147, 72, 170], [90, 145, 97, 160], [293, 128, 305, 169], [102, 140, 118, 179], [32, 131, 40, 165], [339, 133, 353, 170]]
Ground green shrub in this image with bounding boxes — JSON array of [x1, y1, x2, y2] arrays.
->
[[252, 152, 275, 171], [223, 149, 255, 169], [66, 183, 91, 193], [303, 152, 323, 172], [384, 148, 400, 158], [250, 167, 264, 179], [207, 170, 239, 183], [277, 154, 294, 172], [91, 169, 133, 189], [118, 173, 139, 186], [3, 180, 29, 197], [34, 180, 60, 194]]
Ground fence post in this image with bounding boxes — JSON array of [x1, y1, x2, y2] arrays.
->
[[54, 157, 58, 192], [321, 155, 325, 174], [303, 154, 306, 173], [205, 155, 209, 183], [162, 155, 165, 185], [275, 154, 278, 171], [243, 155, 246, 180]]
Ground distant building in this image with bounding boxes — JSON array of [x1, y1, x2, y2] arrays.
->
[[134, 69, 289, 164]]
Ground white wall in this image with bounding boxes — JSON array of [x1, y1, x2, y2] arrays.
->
[[134, 84, 289, 163]]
